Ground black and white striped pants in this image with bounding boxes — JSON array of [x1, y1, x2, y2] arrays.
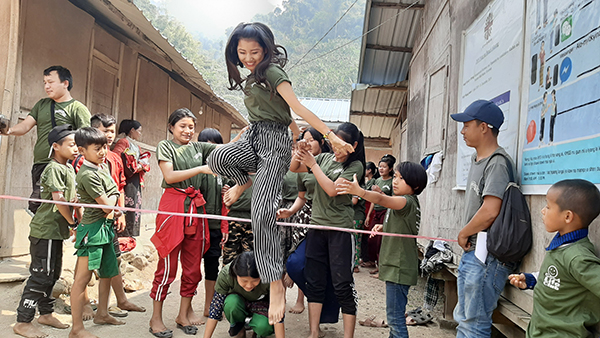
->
[[208, 121, 291, 282]]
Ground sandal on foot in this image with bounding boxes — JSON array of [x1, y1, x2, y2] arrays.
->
[[108, 306, 129, 317], [176, 323, 198, 335], [149, 327, 173, 338]]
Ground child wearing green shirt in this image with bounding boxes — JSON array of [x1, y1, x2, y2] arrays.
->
[[509, 179, 600, 338], [71, 127, 124, 338], [14, 124, 80, 338], [337, 161, 428, 338]]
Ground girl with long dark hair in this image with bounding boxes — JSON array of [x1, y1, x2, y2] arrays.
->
[[205, 22, 354, 324]]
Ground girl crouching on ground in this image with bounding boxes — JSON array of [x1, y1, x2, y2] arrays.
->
[[203, 251, 285, 338]]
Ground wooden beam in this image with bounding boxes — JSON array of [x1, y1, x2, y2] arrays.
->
[[350, 110, 399, 118], [366, 43, 412, 53], [364, 137, 391, 148], [371, 2, 424, 9], [368, 85, 409, 92]]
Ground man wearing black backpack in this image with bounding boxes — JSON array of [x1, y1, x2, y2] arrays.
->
[[451, 100, 517, 338], [2, 66, 91, 214]]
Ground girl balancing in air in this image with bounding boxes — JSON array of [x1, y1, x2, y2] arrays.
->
[[206, 22, 354, 324]]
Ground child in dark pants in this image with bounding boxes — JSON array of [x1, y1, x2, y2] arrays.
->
[[14, 125, 80, 338], [291, 122, 365, 338], [338, 162, 428, 338]]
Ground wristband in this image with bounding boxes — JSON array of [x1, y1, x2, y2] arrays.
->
[[69, 220, 79, 229], [323, 129, 333, 139]]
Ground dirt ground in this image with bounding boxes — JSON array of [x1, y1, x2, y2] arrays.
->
[[1, 226, 457, 338]]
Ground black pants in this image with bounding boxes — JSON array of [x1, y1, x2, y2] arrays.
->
[[203, 228, 223, 281], [17, 237, 63, 323], [539, 117, 546, 142], [305, 229, 357, 315], [29, 163, 48, 214]]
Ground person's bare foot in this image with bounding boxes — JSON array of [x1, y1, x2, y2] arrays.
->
[[353, 266, 360, 273], [93, 313, 125, 325], [68, 329, 98, 338], [370, 273, 379, 279], [184, 307, 205, 326], [117, 300, 146, 312], [289, 301, 305, 314], [82, 303, 94, 321], [224, 180, 252, 207], [319, 327, 326, 338], [38, 314, 69, 328], [13, 322, 48, 338], [268, 280, 286, 325]]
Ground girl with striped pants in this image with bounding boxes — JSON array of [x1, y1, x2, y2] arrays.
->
[[206, 22, 354, 325]]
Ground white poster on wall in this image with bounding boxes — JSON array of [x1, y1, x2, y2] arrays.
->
[[520, 0, 600, 194], [455, 0, 525, 188]]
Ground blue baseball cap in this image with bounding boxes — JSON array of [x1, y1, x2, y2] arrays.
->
[[451, 100, 504, 130]]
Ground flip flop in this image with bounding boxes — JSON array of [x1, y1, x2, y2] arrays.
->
[[149, 327, 173, 338], [406, 312, 433, 326], [108, 306, 129, 317], [176, 323, 198, 335], [363, 318, 388, 328], [358, 315, 376, 326]]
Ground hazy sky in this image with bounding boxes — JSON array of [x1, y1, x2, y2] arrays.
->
[[159, 0, 284, 39]]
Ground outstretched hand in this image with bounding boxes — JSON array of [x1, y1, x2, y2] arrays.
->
[[508, 273, 527, 289], [370, 224, 383, 238], [296, 148, 317, 169], [328, 132, 354, 156], [336, 174, 363, 196]]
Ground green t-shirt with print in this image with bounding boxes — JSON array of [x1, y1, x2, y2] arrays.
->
[[378, 195, 421, 286], [156, 140, 217, 190], [297, 172, 317, 202], [28, 98, 91, 164], [373, 177, 393, 211], [244, 64, 292, 125], [215, 264, 270, 302], [281, 170, 298, 201], [527, 237, 600, 338], [29, 160, 77, 240], [310, 153, 364, 229], [76, 162, 119, 225]]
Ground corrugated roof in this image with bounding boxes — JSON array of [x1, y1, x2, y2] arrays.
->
[[351, 0, 423, 140], [295, 98, 350, 123]]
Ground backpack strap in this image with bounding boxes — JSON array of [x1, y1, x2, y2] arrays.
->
[[479, 152, 515, 198], [50, 101, 57, 128]]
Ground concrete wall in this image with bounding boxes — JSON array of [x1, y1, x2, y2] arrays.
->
[[0, 0, 240, 257], [404, 0, 600, 321]]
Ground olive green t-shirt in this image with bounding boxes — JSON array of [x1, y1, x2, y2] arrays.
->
[[29, 160, 77, 240], [297, 172, 317, 202], [281, 170, 298, 201], [215, 264, 270, 302], [527, 237, 600, 338], [378, 195, 420, 286], [156, 140, 217, 190], [373, 177, 393, 211], [310, 153, 364, 229], [365, 178, 376, 190], [202, 174, 224, 230], [228, 175, 254, 219], [76, 162, 119, 225], [244, 64, 292, 125], [28, 98, 91, 164]]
